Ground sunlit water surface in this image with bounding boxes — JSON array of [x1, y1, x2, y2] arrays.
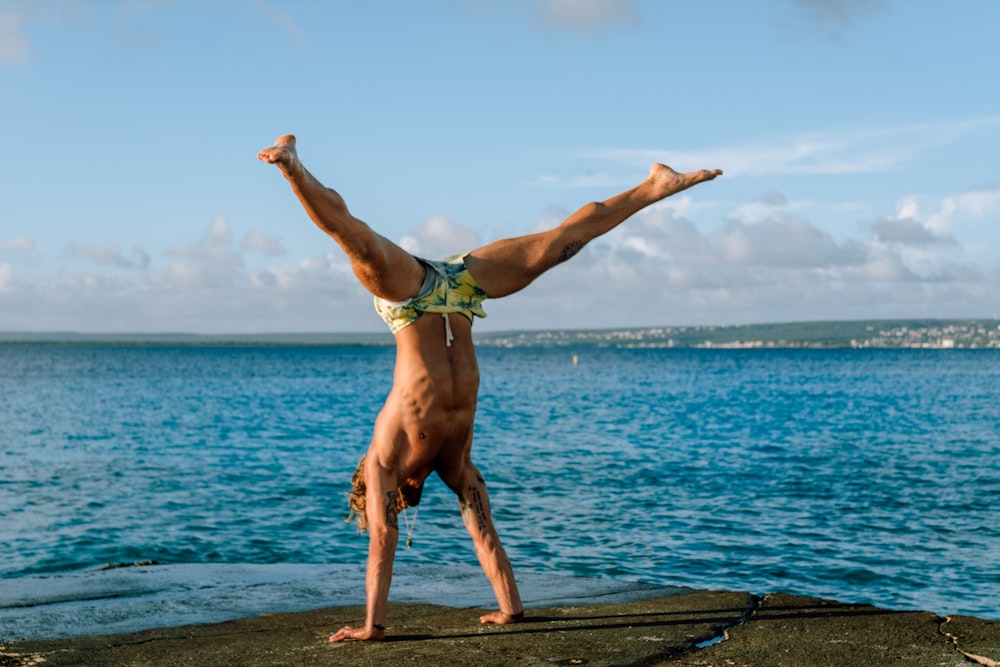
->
[[2, 344, 997, 623]]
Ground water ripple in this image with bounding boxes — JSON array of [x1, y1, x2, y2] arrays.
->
[[1, 345, 997, 620]]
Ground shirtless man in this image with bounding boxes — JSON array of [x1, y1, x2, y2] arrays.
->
[[257, 135, 721, 642]]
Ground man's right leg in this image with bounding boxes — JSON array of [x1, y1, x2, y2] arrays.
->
[[258, 135, 425, 301]]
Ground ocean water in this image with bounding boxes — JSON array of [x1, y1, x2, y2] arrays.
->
[[2, 343, 998, 634]]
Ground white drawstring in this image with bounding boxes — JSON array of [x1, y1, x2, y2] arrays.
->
[[442, 314, 454, 347]]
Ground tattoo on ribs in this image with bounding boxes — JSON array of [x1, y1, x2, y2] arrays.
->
[[384, 490, 400, 530], [558, 240, 585, 263]]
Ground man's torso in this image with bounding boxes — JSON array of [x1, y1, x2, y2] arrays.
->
[[373, 314, 480, 485]]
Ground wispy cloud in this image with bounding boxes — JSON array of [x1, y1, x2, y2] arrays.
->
[[0, 235, 36, 259], [0, 1, 31, 65], [790, 0, 888, 31], [523, 170, 624, 189], [0, 0, 172, 66], [252, 0, 309, 48], [242, 231, 287, 258], [581, 117, 1000, 178], [64, 242, 151, 270], [535, 0, 639, 34]]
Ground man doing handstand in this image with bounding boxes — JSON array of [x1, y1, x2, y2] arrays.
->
[[257, 135, 721, 642]]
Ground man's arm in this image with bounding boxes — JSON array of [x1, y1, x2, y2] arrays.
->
[[459, 464, 524, 624], [329, 457, 400, 642]]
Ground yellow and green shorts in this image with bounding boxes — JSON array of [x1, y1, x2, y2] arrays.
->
[[373, 254, 488, 342]]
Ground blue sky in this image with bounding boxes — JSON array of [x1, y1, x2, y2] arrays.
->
[[2, 0, 999, 334]]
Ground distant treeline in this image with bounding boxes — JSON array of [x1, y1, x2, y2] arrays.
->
[[2, 319, 999, 348]]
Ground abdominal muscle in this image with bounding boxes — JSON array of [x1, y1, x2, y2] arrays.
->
[[373, 314, 480, 482]]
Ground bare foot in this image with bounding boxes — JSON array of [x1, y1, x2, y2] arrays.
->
[[646, 163, 723, 200], [480, 610, 525, 625], [328, 624, 386, 642], [257, 134, 302, 178]]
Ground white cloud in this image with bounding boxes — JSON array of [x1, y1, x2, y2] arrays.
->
[[0, 217, 377, 333], [252, 0, 309, 47], [869, 218, 954, 246], [0, 262, 12, 292], [927, 187, 1000, 233], [728, 192, 795, 225], [956, 188, 1000, 218], [63, 242, 151, 270], [242, 231, 287, 258], [0, 235, 36, 259], [790, 0, 887, 30], [525, 170, 624, 189], [0, 0, 173, 66], [617, 209, 713, 262], [536, 0, 639, 33], [716, 217, 866, 269], [485, 199, 998, 329], [890, 187, 1000, 257], [158, 216, 243, 288], [0, 2, 31, 65], [2, 192, 998, 334], [399, 215, 482, 259], [248, 253, 353, 293]]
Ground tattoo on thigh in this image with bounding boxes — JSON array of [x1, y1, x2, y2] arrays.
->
[[558, 240, 585, 263], [384, 490, 399, 530]]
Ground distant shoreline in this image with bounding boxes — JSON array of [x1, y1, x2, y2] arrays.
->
[[2, 318, 999, 349], [0, 331, 395, 347]]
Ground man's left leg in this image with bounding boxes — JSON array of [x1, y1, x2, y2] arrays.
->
[[465, 163, 721, 298]]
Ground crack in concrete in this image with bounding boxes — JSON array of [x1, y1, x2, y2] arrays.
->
[[690, 594, 763, 651], [938, 616, 998, 667]]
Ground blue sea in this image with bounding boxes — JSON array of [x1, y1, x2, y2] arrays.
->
[[2, 343, 998, 639]]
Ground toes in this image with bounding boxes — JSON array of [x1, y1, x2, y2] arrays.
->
[[257, 145, 291, 164], [257, 147, 281, 163]]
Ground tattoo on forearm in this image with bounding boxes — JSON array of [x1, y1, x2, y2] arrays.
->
[[384, 490, 399, 530], [558, 240, 585, 263]]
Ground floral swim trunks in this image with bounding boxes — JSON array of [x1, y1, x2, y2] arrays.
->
[[373, 253, 488, 343]]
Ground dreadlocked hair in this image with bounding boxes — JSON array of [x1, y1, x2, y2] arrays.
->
[[347, 455, 369, 531]]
